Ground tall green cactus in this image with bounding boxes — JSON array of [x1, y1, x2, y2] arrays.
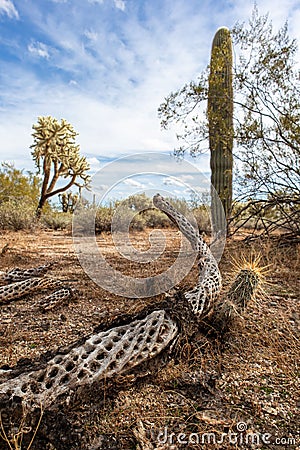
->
[[208, 27, 233, 232]]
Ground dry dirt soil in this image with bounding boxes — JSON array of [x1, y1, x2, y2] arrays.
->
[[0, 228, 299, 450]]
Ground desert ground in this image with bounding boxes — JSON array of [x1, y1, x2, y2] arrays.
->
[[0, 228, 299, 449]]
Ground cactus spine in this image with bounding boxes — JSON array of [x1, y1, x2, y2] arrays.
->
[[208, 27, 233, 232]]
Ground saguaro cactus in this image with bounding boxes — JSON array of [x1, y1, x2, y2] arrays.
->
[[208, 27, 234, 232]]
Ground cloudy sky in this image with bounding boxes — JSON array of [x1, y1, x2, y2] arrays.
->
[[0, 0, 300, 192]]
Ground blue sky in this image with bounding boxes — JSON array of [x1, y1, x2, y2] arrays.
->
[[0, 0, 300, 199]]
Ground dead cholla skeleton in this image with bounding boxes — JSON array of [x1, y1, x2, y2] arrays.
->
[[0, 263, 71, 309], [0, 310, 178, 409], [153, 194, 222, 317], [0, 278, 62, 304], [0, 194, 258, 410], [38, 287, 74, 312], [1, 262, 54, 283]]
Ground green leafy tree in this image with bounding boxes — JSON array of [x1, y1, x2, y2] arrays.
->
[[0, 162, 40, 205], [31, 116, 90, 217], [158, 7, 300, 236], [0, 163, 41, 230]]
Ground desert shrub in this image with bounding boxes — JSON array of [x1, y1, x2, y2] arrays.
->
[[41, 211, 72, 230], [229, 199, 296, 234], [0, 199, 36, 230], [111, 205, 145, 232], [95, 206, 113, 233], [118, 193, 152, 211], [193, 206, 211, 233], [91, 194, 213, 234], [130, 214, 146, 231], [142, 209, 171, 228], [95, 207, 170, 233]]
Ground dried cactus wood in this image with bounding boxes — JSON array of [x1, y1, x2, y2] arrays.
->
[[38, 287, 74, 311], [1, 262, 54, 283], [0, 310, 178, 408], [0, 194, 222, 409], [0, 277, 62, 304], [153, 194, 222, 316]]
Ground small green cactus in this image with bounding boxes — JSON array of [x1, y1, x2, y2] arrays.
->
[[212, 266, 260, 332], [227, 268, 260, 310]]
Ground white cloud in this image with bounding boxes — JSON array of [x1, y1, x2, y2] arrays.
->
[[163, 177, 186, 187], [86, 156, 101, 172], [88, 0, 125, 9], [84, 29, 98, 42], [0, 0, 18, 19], [86, 156, 100, 165], [123, 178, 145, 188], [114, 0, 125, 11], [180, 174, 194, 182], [28, 41, 50, 59], [1, 0, 300, 176]]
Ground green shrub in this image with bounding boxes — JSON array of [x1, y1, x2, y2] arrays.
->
[[0, 199, 36, 230], [41, 211, 72, 230], [118, 193, 152, 211], [95, 206, 113, 233], [86, 194, 214, 234], [193, 207, 211, 233], [111, 206, 145, 232], [130, 214, 146, 231], [143, 209, 171, 228]]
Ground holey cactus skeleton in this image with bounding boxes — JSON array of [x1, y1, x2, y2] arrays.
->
[[0, 195, 258, 422], [0, 310, 178, 408], [0, 195, 221, 409]]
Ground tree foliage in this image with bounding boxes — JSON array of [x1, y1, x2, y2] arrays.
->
[[31, 116, 90, 217], [0, 162, 40, 205], [158, 7, 300, 236], [0, 163, 41, 230]]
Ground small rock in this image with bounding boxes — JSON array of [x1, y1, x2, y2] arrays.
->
[[263, 406, 278, 415]]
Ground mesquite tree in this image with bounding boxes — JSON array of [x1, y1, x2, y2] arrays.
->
[[31, 116, 90, 217], [208, 27, 233, 232], [158, 7, 300, 236]]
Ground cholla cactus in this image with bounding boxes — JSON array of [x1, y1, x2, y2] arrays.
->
[[58, 191, 79, 213], [212, 266, 260, 332], [31, 116, 90, 217]]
